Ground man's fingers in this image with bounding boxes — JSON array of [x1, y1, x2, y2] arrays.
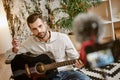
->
[[12, 38, 20, 47], [74, 60, 84, 68], [75, 60, 83, 64]]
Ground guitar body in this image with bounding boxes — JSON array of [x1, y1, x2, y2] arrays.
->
[[11, 52, 58, 80]]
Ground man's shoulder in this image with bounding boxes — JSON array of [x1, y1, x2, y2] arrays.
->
[[50, 31, 69, 42], [52, 31, 68, 37]]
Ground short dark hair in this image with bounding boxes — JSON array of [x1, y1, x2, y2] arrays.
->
[[27, 13, 44, 27]]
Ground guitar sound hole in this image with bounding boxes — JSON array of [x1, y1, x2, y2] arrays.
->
[[35, 62, 46, 74]]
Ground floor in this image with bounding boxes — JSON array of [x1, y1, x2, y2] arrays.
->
[[0, 54, 12, 80], [79, 60, 120, 80]]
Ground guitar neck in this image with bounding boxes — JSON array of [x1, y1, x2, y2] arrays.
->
[[45, 59, 77, 70]]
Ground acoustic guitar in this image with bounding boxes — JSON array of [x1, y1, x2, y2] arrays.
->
[[11, 52, 78, 80]]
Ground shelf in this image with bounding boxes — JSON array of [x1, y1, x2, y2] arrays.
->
[[102, 24, 113, 39], [88, 1, 111, 21], [112, 17, 120, 22], [89, 0, 120, 41], [102, 36, 113, 43], [114, 28, 120, 38], [103, 20, 112, 24], [111, 0, 120, 21], [114, 22, 120, 28]]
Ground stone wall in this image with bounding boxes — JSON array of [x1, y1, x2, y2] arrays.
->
[[2, 0, 64, 42]]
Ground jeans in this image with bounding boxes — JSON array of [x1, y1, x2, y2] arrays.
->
[[52, 70, 90, 80]]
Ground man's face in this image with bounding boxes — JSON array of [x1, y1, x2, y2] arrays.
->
[[29, 18, 48, 39]]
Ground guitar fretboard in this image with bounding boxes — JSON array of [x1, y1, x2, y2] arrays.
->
[[44, 59, 77, 71]]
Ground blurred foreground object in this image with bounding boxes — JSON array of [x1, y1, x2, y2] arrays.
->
[[72, 12, 104, 65], [73, 12, 104, 43]]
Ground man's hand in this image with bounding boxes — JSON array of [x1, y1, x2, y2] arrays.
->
[[74, 60, 84, 68], [12, 38, 20, 53]]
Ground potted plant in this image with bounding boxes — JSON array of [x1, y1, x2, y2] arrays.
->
[[53, 0, 102, 32]]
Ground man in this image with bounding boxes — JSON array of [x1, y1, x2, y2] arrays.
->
[[5, 13, 90, 80]]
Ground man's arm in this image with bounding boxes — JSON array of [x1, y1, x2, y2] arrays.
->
[[64, 34, 84, 68], [4, 38, 27, 63], [64, 34, 79, 59]]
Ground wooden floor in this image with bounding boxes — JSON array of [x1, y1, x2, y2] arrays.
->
[[0, 54, 12, 80]]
